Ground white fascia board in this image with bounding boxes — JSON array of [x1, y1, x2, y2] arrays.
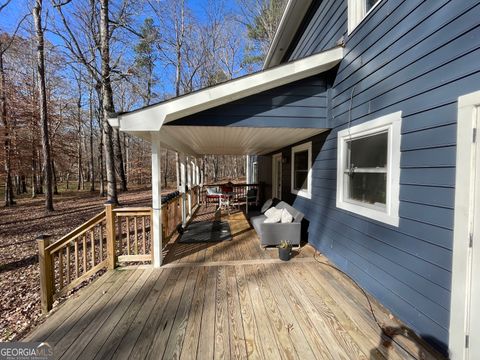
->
[[263, 0, 313, 69], [110, 47, 343, 133]]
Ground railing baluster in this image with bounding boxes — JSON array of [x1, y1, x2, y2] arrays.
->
[[126, 216, 130, 255], [58, 250, 63, 290], [74, 239, 79, 279], [134, 217, 138, 255], [116, 216, 122, 257], [66, 245, 70, 284], [142, 216, 146, 255], [83, 235, 87, 273], [99, 224, 103, 261], [90, 230, 95, 267]]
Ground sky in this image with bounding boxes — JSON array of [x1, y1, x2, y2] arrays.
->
[[0, 0, 249, 105]]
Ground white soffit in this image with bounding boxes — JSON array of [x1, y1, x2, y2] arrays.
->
[[109, 46, 343, 133], [159, 126, 326, 155]]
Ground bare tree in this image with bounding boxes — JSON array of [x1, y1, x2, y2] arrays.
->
[[33, 0, 54, 211], [0, 2, 28, 206]]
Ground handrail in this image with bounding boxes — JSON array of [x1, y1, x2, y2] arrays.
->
[[45, 211, 106, 253], [37, 187, 203, 314]]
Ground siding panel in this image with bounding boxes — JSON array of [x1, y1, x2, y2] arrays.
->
[[260, 0, 480, 353], [171, 76, 328, 128]]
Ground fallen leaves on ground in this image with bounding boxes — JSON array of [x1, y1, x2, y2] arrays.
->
[[0, 188, 152, 341]]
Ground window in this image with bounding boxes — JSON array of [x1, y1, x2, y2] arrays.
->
[[348, 0, 382, 33], [336, 112, 401, 226], [252, 161, 258, 183], [291, 142, 312, 199]]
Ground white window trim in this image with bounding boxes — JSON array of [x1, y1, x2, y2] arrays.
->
[[291, 142, 312, 199], [348, 0, 383, 34], [336, 111, 402, 227]]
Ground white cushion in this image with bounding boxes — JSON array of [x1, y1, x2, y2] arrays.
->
[[264, 216, 280, 223], [264, 207, 278, 218], [281, 209, 293, 223], [264, 207, 282, 223]]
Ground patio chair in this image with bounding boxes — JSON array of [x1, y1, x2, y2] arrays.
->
[[205, 186, 222, 205]]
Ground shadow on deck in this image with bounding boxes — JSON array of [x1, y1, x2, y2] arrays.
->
[[25, 205, 445, 360]]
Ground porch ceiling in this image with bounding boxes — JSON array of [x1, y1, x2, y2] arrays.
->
[[159, 125, 326, 155]]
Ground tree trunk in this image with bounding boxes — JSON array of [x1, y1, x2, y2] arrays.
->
[[34, 0, 54, 211], [100, 0, 118, 204], [98, 118, 106, 197], [89, 93, 95, 192], [114, 128, 127, 191], [163, 149, 169, 188], [77, 84, 83, 191], [52, 159, 59, 195], [0, 51, 15, 206]]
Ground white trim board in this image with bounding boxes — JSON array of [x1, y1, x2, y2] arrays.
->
[[263, 0, 314, 69], [450, 90, 480, 360], [108, 47, 343, 134]]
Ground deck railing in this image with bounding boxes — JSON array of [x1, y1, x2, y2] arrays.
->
[[37, 187, 202, 314], [113, 207, 153, 263], [161, 194, 182, 240], [37, 210, 109, 313]]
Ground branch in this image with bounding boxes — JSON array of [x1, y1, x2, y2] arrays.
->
[[0, 13, 30, 55], [0, 0, 12, 14]]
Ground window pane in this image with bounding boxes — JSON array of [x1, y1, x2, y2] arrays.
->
[[349, 132, 387, 169], [366, 0, 380, 12], [294, 150, 308, 190], [347, 172, 386, 205]]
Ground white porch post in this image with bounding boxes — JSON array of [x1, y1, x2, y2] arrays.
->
[[180, 153, 187, 227], [246, 155, 250, 183], [151, 136, 163, 268], [187, 156, 192, 217], [195, 158, 200, 185], [175, 152, 181, 192]]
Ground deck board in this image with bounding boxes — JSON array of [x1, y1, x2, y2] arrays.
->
[[26, 205, 445, 360]]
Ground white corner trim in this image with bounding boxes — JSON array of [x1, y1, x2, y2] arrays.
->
[[449, 90, 480, 360], [336, 111, 402, 227], [114, 47, 343, 133], [291, 141, 312, 199]]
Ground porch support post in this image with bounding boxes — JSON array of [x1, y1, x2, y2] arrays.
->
[[195, 158, 200, 186], [151, 135, 163, 268], [187, 156, 192, 218], [180, 153, 187, 227], [175, 152, 181, 192], [246, 155, 250, 184]]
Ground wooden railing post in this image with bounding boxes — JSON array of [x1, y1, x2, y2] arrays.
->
[[37, 235, 53, 314], [105, 202, 117, 270]]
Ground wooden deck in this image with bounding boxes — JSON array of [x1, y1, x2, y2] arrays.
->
[[26, 205, 444, 359]]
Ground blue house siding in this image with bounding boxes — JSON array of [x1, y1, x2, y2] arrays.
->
[[169, 76, 329, 128], [286, 0, 347, 62], [256, 0, 480, 354]]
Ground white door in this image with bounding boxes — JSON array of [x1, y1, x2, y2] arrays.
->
[[467, 107, 480, 359], [272, 153, 282, 199], [451, 93, 480, 360]]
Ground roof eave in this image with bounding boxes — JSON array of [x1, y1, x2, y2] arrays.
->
[[110, 46, 343, 135], [263, 0, 314, 70]]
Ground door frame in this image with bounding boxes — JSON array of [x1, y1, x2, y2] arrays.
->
[[450, 90, 480, 359], [272, 153, 282, 199]]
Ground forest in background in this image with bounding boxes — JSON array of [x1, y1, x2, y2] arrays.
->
[[0, 0, 287, 210], [0, 0, 288, 341]]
